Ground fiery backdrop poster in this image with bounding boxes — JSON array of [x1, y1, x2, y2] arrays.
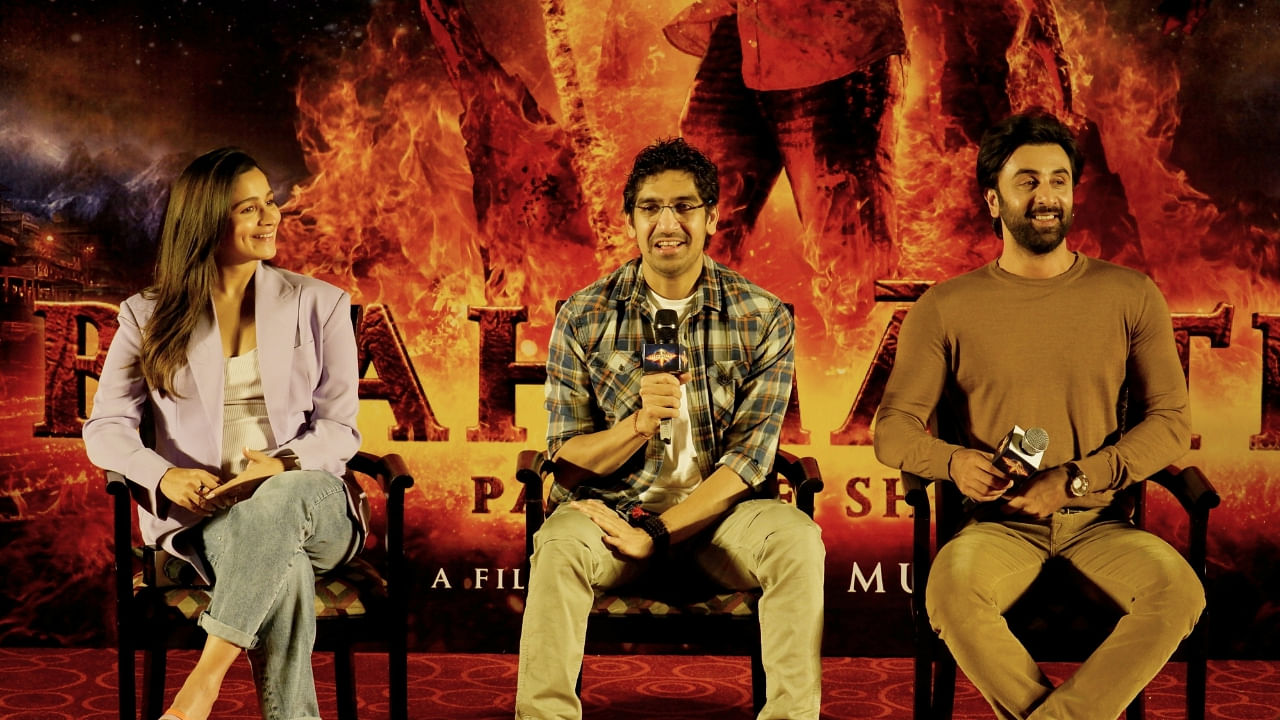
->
[[0, 0, 1277, 657]]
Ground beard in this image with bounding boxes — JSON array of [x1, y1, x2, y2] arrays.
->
[[1000, 200, 1073, 255]]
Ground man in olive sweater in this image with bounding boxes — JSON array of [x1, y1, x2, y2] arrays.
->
[[873, 111, 1204, 720]]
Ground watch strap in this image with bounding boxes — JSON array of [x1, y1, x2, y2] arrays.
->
[[1065, 462, 1089, 497]]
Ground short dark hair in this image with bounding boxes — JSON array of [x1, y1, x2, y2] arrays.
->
[[976, 111, 1084, 238], [622, 137, 719, 215], [975, 110, 1084, 193]]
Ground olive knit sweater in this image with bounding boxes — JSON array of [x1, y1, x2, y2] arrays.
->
[[873, 253, 1190, 507]]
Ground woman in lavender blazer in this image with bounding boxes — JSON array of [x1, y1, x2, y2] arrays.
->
[[84, 148, 363, 720]]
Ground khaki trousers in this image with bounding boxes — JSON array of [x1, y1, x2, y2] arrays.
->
[[515, 498, 825, 720], [925, 507, 1205, 720]]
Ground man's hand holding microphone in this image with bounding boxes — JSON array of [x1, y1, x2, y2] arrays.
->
[[949, 425, 1069, 516], [639, 309, 688, 444]]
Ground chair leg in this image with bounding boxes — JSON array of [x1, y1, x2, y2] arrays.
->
[[933, 646, 956, 720], [913, 631, 932, 720], [1187, 614, 1208, 720], [118, 639, 136, 719], [333, 641, 357, 720], [390, 630, 408, 720], [142, 639, 167, 720], [1126, 690, 1144, 720], [750, 641, 766, 715]]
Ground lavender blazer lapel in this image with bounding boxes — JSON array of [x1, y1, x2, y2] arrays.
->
[[255, 263, 301, 446], [184, 307, 225, 466]]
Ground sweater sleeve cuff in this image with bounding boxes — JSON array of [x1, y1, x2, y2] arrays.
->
[[929, 442, 967, 483], [1075, 454, 1115, 491]]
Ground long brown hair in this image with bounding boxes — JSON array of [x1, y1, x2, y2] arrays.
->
[[140, 148, 261, 397]]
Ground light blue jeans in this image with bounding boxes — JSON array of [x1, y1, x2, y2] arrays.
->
[[197, 470, 357, 720]]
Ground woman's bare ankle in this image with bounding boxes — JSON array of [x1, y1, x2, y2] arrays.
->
[[170, 634, 240, 720], [167, 669, 223, 720]]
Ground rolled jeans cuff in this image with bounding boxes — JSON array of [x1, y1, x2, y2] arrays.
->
[[198, 608, 259, 650]]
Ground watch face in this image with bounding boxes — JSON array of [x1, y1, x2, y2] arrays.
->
[[1070, 472, 1089, 497]]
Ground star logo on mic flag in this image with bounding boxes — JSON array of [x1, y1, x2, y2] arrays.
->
[[645, 349, 679, 367], [1006, 463, 1030, 478]]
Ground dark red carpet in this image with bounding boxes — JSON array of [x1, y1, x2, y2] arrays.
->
[[1, 649, 1277, 719]]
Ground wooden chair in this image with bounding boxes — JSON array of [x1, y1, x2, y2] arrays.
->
[[515, 447, 823, 715], [107, 451, 414, 720], [902, 397, 1219, 720]]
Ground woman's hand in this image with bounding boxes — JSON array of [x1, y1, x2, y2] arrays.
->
[[206, 448, 286, 504], [159, 467, 223, 516], [235, 448, 285, 482]]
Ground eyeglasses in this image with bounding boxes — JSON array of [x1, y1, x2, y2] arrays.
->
[[634, 202, 707, 220]]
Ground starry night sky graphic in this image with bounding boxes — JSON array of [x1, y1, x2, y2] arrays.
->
[[0, 0, 378, 184]]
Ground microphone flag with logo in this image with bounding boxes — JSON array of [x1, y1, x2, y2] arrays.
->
[[992, 425, 1049, 484], [642, 309, 685, 444]]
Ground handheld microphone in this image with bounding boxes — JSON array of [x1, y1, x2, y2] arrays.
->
[[642, 309, 684, 444], [992, 425, 1049, 485]]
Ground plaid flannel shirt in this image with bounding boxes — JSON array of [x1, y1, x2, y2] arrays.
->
[[544, 254, 795, 510]]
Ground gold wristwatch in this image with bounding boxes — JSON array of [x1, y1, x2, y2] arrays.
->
[[1065, 462, 1090, 498]]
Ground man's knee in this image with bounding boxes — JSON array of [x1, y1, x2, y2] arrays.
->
[[750, 499, 820, 540], [1144, 553, 1206, 633], [924, 561, 958, 631], [755, 506, 825, 580], [925, 540, 993, 630], [529, 535, 594, 577], [769, 522, 824, 561], [529, 507, 606, 577], [1171, 578, 1207, 635]]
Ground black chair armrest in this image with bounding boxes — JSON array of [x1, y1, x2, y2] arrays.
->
[[1148, 465, 1220, 516], [774, 449, 824, 517], [516, 450, 552, 558], [347, 451, 415, 495], [344, 451, 414, 608], [106, 469, 129, 496], [903, 471, 933, 511], [380, 452, 416, 493], [902, 471, 936, 619], [515, 450, 552, 487], [106, 469, 140, 605], [1146, 464, 1218, 584], [106, 467, 170, 517], [103, 470, 165, 589]]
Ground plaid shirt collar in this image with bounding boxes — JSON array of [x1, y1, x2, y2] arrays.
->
[[607, 254, 724, 317]]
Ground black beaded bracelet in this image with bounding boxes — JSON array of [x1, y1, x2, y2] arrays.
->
[[637, 513, 669, 556], [625, 506, 669, 557]]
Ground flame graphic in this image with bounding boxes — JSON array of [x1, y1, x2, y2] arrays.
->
[[272, 0, 1277, 558]]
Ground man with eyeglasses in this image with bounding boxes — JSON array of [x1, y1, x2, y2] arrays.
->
[[515, 137, 825, 720]]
